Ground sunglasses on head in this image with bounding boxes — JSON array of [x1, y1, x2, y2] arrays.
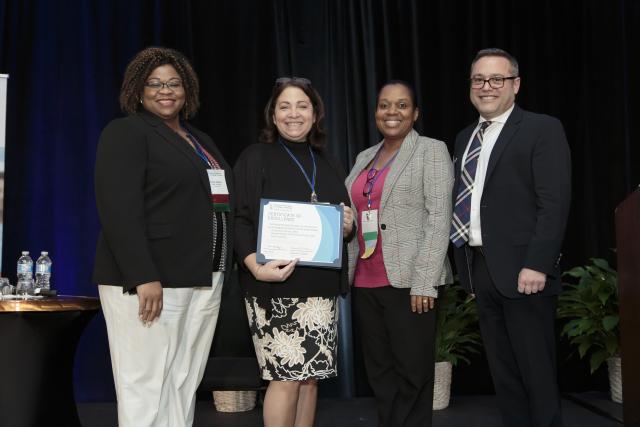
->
[[275, 77, 312, 86], [362, 168, 379, 197]]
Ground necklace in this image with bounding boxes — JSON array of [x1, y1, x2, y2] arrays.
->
[[278, 139, 318, 203]]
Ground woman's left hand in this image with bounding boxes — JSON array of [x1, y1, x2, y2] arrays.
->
[[341, 203, 354, 237], [411, 295, 436, 314]]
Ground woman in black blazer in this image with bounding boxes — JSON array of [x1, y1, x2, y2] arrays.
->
[[93, 47, 233, 427]]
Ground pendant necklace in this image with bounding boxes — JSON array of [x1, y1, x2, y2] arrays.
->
[[278, 138, 318, 203]]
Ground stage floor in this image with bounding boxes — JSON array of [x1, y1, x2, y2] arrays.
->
[[78, 394, 621, 426]]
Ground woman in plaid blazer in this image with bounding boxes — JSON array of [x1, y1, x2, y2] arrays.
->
[[345, 81, 454, 427]]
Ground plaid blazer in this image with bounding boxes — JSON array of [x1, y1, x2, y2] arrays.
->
[[345, 130, 454, 297]]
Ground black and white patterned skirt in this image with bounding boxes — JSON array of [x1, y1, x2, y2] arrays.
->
[[245, 296, 339, 381]]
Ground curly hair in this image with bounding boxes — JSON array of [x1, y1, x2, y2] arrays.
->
[[259, 79, 326, 150], [119, 47, 200, 119]]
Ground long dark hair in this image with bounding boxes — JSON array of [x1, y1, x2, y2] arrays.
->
[[259, 79, 326, 150]]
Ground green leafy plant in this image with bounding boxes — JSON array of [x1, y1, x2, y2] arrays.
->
[[557, 258, 619, 373], [435, 283, 482, 366]]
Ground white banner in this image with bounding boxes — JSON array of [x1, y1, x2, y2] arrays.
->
[[0, 73, 8, 272]]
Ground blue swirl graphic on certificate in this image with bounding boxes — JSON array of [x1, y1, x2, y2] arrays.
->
[[256, 199, 343, 268]]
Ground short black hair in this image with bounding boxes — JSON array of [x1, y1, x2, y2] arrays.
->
[[471, 48, 519, 76], [377, 80, 419, 110]]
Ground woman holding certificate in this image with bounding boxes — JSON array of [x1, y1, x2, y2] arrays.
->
[[345, 81, 454, 427], [234, 77, 353, 427]]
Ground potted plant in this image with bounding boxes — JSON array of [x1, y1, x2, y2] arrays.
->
[[433, 283, 482, 410], [557, 258, 621, 403]]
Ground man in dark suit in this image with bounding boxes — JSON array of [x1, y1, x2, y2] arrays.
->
[[450, 48, 571, 426]]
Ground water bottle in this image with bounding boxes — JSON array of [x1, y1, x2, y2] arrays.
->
[[17, 251, 34, 281], [36, 251, 52, 290]]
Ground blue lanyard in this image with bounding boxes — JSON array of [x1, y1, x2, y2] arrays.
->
[[185, 134, 211, 168], [365, 146, 399, 210], [278, 139, 318, 203]]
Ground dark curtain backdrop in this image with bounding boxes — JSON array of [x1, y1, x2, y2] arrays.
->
[[1, 0, 638, 402]]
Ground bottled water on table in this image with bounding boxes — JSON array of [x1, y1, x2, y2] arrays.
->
[[17, 251, 34, 281], [36, 251, 52, 290]]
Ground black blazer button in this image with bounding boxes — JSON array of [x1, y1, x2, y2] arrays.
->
[[380, 224, 386, 230]]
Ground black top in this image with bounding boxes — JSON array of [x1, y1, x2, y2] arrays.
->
[[92, 110, 234, 292], [234, 139, 351, 300]]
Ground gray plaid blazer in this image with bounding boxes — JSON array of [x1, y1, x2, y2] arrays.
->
[[345, 129, 454, 297]]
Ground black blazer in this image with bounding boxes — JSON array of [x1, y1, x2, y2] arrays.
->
[[92, 110, 234, 292], [452, 105, 571, 298]]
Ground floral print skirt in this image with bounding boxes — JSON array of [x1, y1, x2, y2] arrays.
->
[[245, 296, 339, 381]]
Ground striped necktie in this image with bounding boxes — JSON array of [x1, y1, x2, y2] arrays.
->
[[450, 121, 492, 247]]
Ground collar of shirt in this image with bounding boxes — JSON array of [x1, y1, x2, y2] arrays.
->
[[478, 104, 515, 128]]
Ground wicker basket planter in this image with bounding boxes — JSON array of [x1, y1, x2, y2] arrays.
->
[[433, 285, 482, 411], [607, 356, 623, 403], [212, 390, 257, 412], [433, 361, 452, 410]]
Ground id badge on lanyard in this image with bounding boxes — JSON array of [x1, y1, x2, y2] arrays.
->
[[207, 169, 230, 212], [360, 209, 379, 259]]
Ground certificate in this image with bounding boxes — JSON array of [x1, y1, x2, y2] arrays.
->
[[256, 199, 343, 268]]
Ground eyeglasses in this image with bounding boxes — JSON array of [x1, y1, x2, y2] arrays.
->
[[275, 77, 312, 86], [145, 79, 183, 91], [470, 76, 518, 89], [362, 168, 378, 197]]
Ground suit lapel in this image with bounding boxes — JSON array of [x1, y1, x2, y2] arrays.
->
[[185, 124, 234, 204], [452, 123, 476, 196], [483, 105, 523, 185], [454, 124, 476, 176], [346, 143, 380, 192], [380, 130, 418, 212], [139, 111, 211, 195]]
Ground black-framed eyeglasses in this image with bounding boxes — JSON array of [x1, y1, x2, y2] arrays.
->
[[362, 168, 378, 197], [275, 76, 312, 86], [470, 76, 518, 89], [145, 80, 183, 91]]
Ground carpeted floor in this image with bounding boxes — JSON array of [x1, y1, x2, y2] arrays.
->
[[78, 394, 622, 427]]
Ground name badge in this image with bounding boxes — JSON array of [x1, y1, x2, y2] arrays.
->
[[207, 169, 230, 212], [207, 169, 228, 195], [360, 209, 379, 259]]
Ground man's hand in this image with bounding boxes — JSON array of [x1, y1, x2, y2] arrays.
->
[[517, 268, 546, 295], [137, 281, 163, 325]]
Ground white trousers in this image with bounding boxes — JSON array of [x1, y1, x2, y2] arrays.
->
[[99, 272, 223, 427]]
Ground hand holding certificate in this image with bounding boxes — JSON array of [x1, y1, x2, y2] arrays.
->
[[256, 199, 344, 268]]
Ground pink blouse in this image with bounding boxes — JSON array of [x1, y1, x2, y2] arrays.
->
[[351, 167, 391, 288]]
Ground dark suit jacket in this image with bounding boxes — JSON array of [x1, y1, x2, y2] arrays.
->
[[452, 105, 571, 298], [92, 110, 234, 292]]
